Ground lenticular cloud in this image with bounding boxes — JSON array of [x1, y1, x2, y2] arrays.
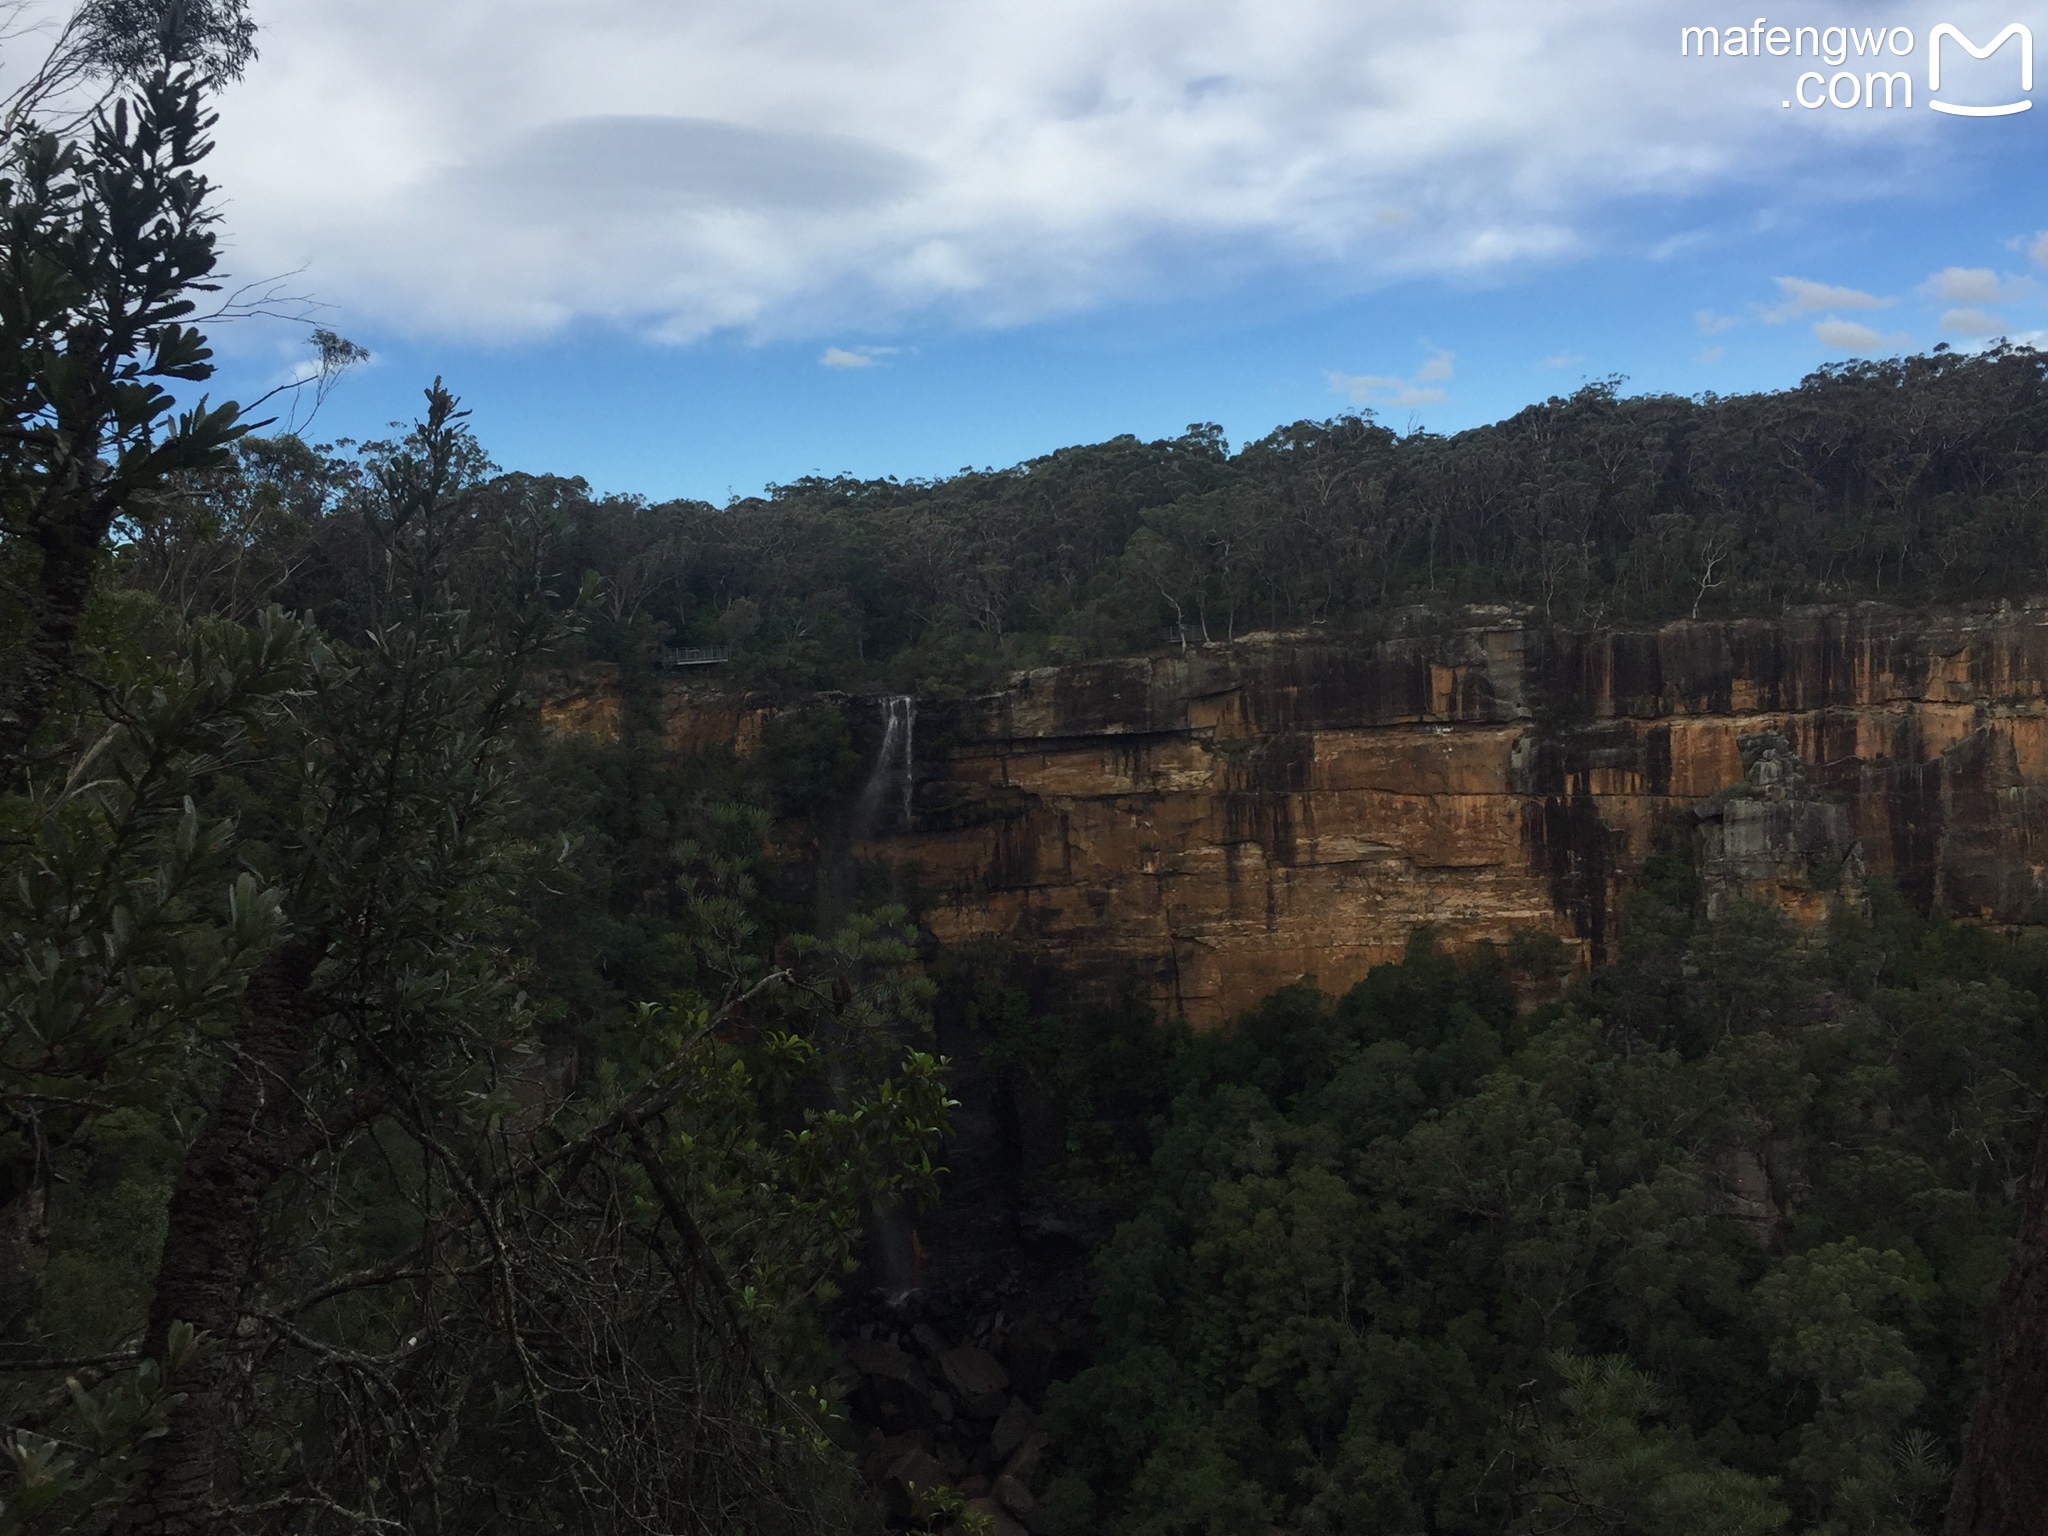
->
[[201, 0, 1934, 342]]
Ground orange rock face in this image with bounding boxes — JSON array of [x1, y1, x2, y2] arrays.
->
[[550, 605, 2048, 1026], [535, 664, 773, 756]]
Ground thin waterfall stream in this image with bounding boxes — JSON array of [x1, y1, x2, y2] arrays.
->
[[840, 696, 922, 1299], [852, 695, 916, 839]]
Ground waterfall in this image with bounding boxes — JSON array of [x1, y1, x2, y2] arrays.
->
[[852, 695, 916, 838], [836, 697, 923, 1302]]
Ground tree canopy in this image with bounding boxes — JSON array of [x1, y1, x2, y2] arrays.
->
[[466, 346, 2048, 696], [1033, 882, 2048, 1536]]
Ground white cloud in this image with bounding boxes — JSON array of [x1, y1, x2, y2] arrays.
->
[[1697, 345, 1725, 363], [1414, 350, 1455, 383], [1939, 308, 2004, 337], [1922, 267, 2003, 304], [1649, 230, 1711, 261], [2028, 232, 2048, 270], [1813, 318, 1906, 353], [820, 345, 898, 367], [1327, 373, 1446, 409], [1329, 349, 1454, 408], [1541, 351, 1585, 368], [1695, 308, 1737, 334], [1763, 277, 1894, 323], [164, 0, 1934, 346]]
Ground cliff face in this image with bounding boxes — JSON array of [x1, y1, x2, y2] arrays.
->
[[550, 604, 2048, 1026], [886, 604, 2048, 1024]]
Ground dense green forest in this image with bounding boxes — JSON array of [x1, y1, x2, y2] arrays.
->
[[101, 342, 2048, 704], [1025, 884, 2048, 1536], [7, 5, 2048, 1534], [520, 342, 2048, 695]]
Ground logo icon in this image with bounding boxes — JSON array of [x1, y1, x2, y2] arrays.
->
[[1928, 22, 2032, 115]]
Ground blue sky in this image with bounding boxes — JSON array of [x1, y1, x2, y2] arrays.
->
[[144, 0, 2048, 501]]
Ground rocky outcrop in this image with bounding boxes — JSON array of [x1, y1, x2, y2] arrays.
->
[[548, 602, 2048, 1026], [882, 602, 2048, 1024], [534, 665, 771, 755], [1689, 730, 1865, 923], [841, 1309, 1069, 1534]]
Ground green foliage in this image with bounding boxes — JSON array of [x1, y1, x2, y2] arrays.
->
[[0, 1322, 205, 1535], [373, 349, 2048, 697], [1755, 1243, 1942, 1533], [0, 603, 301, 1302], [761, 706, 865, 824], [1176, 929, 1519, 1121], [1, 52, 250, 766], [73, 0, 259, 86], [956, 965, 1186, 1206], [1514, 1352, 1788, 1536], [0, 388, 952, 1533], [35, 1108, 174, 1354], [1047, 911, 2048, 1536]]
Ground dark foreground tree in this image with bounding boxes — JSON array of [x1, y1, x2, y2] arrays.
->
[[0, 33, 247, 774], [2, 388, 950, 1533], [1945, 1123, 2048, 1536]]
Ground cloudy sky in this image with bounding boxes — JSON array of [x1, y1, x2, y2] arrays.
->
[[72, 1, 2048, 496]]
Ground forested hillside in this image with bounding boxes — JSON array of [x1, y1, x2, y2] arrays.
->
[[111, 345, 2048, 703], [518, 346, 2048, 694]]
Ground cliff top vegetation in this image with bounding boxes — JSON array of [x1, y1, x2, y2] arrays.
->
[[161, 345, 2048, 700]]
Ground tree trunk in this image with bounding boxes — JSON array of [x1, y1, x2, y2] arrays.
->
[[1947, 1117, 2048, 1536], [0, 1186, 47, 1328], [120, 942, 319, 1536]]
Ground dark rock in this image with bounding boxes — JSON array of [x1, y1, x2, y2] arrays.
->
[[938, 1343, 1010, 1404], [845, 1337, 942, 1433], [995, 1473, 1036, 1516], [865, 1427, 933, 1482], [870, 1427, 932, 1456], [851, 1378, 921, 1434], [1001, 1314, 1078, 1403], [991, 1399, 1041, 1461], [846, 1338, 922, 1383], [885, 1445, 951, 1501], [1002, 1431, 1048, 1487]]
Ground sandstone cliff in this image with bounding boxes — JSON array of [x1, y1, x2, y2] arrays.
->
[[545, 603, 2048, 1026]]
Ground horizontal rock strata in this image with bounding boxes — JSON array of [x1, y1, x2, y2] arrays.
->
[[547, 603, 2048, 1026]]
